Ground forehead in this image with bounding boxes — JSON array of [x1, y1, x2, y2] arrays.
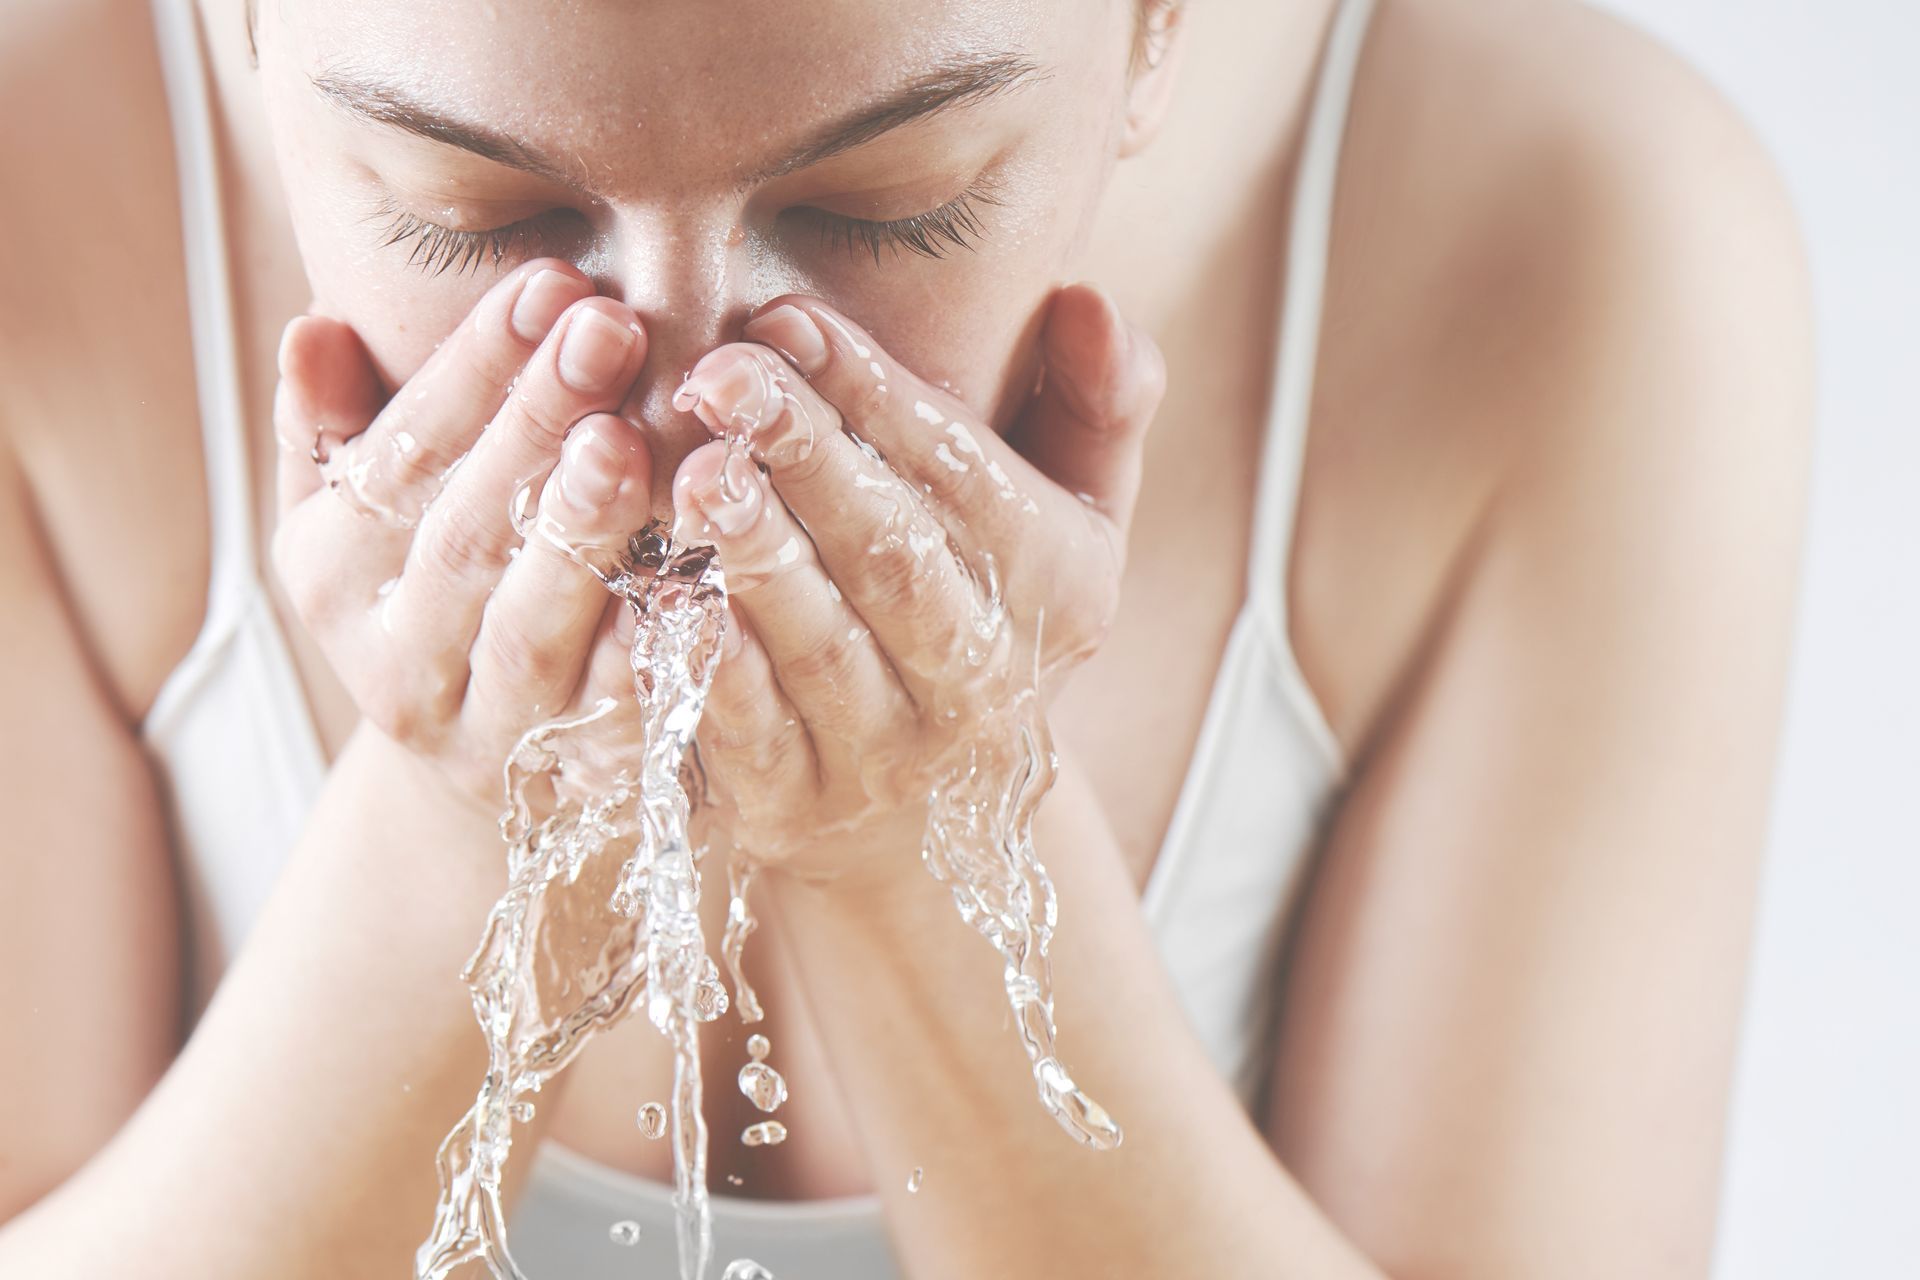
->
[[281, 0, 1095, 186]]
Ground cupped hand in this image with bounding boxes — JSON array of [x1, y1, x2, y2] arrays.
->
[[669, 286, 1166, 882], [271, 259, 659, 812]]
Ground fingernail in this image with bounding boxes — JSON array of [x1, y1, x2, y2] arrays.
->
[[511, 269, 582, 343], [558, 418, 630, 509], [676, 351, 775, 434], [276, 316, 308, 378], [559, 308, 638, 392], [697, 452, 761, 536], [744, 304, 828, 377]]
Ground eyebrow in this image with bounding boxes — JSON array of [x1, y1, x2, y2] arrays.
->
[[309, 52, 1049, 195]]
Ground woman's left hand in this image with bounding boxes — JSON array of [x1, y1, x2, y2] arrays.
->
[[669, 286, 1165, 883]]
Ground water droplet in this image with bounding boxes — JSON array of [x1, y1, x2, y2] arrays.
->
[[907, 1166, 924, 1194], [609, 1219, 641, 1246], [509, 1101, 535, 1123], [746, 1034, 770, 1061], [726, 1174, 743, 1187], [737, 1061, 788, 1113], [694, 957, 731, 1022], [722, 1262, 774, 1280], [740, 1120, 787, 1147], [637, 1102, 667, 1139]]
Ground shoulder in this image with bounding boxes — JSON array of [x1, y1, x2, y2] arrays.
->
[[0, 0, 193, 417], [1300, 0, 1814, 764], [0, 0, 210, 720], [1343, 0, 1813, 467]]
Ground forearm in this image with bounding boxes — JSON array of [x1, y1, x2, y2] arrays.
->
[[765, 758, 1384, 1280], [0, 724, 543, 1277]]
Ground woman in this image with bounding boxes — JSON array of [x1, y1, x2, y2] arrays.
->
[[0, 0, 1812, 1275]]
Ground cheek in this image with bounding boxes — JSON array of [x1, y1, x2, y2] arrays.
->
[[283, 181, 491, 393], [817, 151, 1111, 437], [266, 112, 490, 390]]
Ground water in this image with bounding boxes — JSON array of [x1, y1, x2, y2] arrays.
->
[[395, 419, 1116, 1279], [737, 1061, 787, 1113], [739, 1120, 788, 1148], [414, 523, 732, 1280]]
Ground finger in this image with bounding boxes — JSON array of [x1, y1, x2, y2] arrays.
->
[[273, 315, 383, 519], [315, 260, 594, 526], [671, 440, 914, 750], [1003, 282, 1166, 530], [695, 612, 819, 818], [270, 261, 595, 626], [465, 413, 654, 736], [672, 344, 987, 699], [739, 298, 1048, 541], [382, 297, 648, 665]]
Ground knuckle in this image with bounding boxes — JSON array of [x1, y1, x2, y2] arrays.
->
[[914, 454, 973, 510], [851, 534, 943, 617], [364, 682, 426, 746], [838, 358, 897, 432], [481, 614, 569, 693], [497, 384, 573, 454], [779, 630, 869, 698], [416, 499, 512, 582]]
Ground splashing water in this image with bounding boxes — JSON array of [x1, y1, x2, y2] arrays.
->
[[737, 1060, 788, 1113], [740, 1120, 788, 1148], [413, 523, 731, 1280], [390, 402, 1117, 1278]]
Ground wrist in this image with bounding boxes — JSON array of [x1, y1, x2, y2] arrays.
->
[[334, 721, 504, 832]]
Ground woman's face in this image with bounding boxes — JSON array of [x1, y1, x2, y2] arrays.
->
[[256, 0, 1168, 500]]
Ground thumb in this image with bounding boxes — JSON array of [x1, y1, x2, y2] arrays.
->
[[1010, 281, 1167, 531], [274, 312, 384, 519]]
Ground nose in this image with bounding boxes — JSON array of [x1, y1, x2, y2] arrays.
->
[[585, 211, 762, 511]]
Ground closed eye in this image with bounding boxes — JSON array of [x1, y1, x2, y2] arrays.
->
[[365, 178, 1003, 278], [796, 181, 1003, 263]]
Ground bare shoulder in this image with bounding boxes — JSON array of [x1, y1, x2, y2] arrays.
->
[[1298, 0, 1814, 763], [1351, 0, 1812, 472], [0, 0, 209, 719], [1268, 9, 1812, 1268]]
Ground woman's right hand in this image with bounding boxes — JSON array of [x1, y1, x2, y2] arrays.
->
[[270, 259, 657, 814]]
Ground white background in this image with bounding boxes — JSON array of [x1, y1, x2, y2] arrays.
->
[[1585, 2, 1920, 1275]]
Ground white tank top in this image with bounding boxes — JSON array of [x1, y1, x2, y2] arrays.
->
[[142, 0, 1373, 1273]]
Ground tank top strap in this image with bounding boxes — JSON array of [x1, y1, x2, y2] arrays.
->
[[1244, 0, 1378, 633], [149, 0, 260, 637]]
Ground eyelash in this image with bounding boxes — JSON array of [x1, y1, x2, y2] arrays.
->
[[367, 183, 1001, 278], [807, 183, 1003, 264]]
